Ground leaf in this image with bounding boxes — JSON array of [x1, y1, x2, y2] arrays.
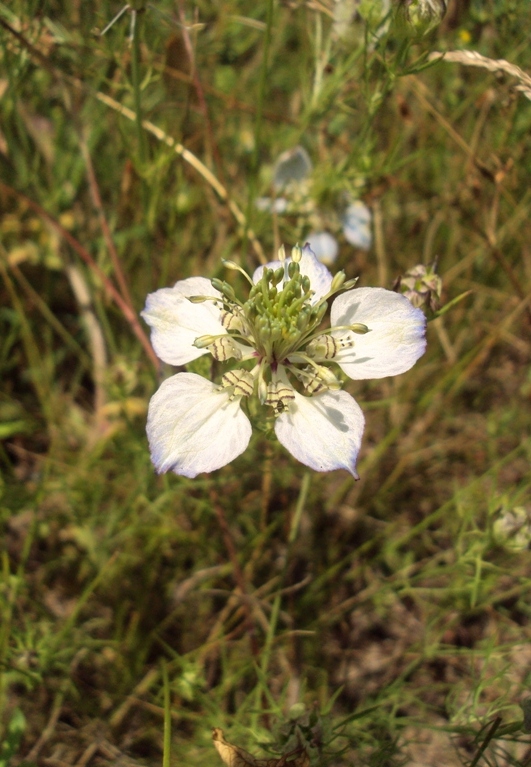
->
[[430, 290, 472, 320], [0, 707, 26, 767], [212, 729, 310, 767], [212, 729, 261, 767]]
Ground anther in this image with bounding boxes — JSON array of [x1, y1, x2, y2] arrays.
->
[[221, 369, 254, 399]]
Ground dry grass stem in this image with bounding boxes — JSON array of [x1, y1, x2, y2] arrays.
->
[[430, 50, 531, 100]]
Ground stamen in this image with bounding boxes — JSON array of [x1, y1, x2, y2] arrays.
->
[[187, 295, 222, 304], [265, 380, 295, 414], [209, 336, 243, 361], [291, 364, 341, 394], [306, 335, 340, 360], [221, 260, 254, 285], [194, 334, 242, 361], [221, 310, 245, 333], [210, 278, 243, 306], [291, 244, 302, 263], [221, 369, 254, 399]]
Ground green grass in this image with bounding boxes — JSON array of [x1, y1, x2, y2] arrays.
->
[[1, 0, 531, 764]]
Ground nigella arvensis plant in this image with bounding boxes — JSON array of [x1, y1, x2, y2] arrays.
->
[[141, 245, 427, 478]]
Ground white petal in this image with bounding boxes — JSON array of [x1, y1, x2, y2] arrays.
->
[[275, 389, 364, 477], [305, 231, 339, 265], [331, 287, 426, 379], [141, 277, 224, 366], [342, 201, 372, 250], [255, 196, 289, 213], [273, 146, 313, 189], [252, 244, 333, 303], [147, 373, 252, 478]]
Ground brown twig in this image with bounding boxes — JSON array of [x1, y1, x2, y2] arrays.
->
[[176, 1, 223, 176], [25, 690, 65, 760], [78, 131, 136, 313]]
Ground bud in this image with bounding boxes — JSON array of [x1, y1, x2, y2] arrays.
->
[[222, 259, 241, 271], [330, 270, 346, 293], [493, 504, 531, 553], [395, 262, 442, 313], [193, 334, 219, 349], [291, 244, 303, 263], [342, 277, 359, 291], [394, 0, 446, 37], [211, 278, 236, 302]]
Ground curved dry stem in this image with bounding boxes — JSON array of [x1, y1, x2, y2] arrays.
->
[[430, 50, 531, 101], [95, 91, 267, 265]]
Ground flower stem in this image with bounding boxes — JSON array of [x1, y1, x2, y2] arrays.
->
[[253, 472, 311, 719]]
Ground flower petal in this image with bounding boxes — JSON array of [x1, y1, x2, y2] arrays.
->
[[342, 201, 372, 250], [331, 287, 427, 379], [275, 389, 364, 477], [252, 244, 333, 303], [273, 146, 313, 189], [306, 231, 339, 265], [147, 373, 252, 478], [256, 196, 289, 213], [142, 277, 224, 365]]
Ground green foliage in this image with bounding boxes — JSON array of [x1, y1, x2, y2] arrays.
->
[[1, 0, 531, 764]]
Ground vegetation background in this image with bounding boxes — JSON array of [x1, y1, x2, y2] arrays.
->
[[1, 0, 531, 764]]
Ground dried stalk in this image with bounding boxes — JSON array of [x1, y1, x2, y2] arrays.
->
[[430, 50, 531, 101]]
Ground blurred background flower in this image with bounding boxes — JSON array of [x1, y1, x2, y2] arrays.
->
[[333, 0, 392, 46], [395, 262, 442, 313], [257, 146, 372, 265], [394, 0, 447, 37]]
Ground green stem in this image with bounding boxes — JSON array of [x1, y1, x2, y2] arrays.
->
[[244, 0, 274, 260], [162, 660, 171, 767], [253, 472, 311, 721], [131, 9, 148, 167]]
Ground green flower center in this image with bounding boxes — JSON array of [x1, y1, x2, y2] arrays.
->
[[241, 261, 327, 367], [193, 248, 369, 407]]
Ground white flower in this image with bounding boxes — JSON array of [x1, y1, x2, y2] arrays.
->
[[141, 245, 427, 478], [341, 200, 372, 250], [256, 147, 373, 264], [305, 231, 339, 266]]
